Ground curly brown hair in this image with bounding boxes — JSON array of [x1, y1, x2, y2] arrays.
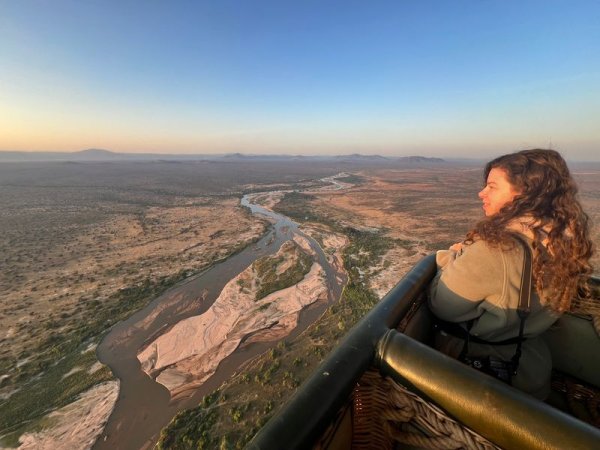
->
[[466, 149, 594, 312]]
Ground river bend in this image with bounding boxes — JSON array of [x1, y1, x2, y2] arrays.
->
[[94, 188, 345, 450]]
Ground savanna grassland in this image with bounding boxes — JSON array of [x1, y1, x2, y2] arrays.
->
[[1, 157, 598, 449]]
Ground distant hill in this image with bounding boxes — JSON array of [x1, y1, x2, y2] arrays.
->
[[77, 148, 118, 158], [397, 156, 445, 163], [222, 153, 307, 161], [334, 154, 389, 161], [332, 154, 446, 164], [0, 149, 199, 162], [0, 150, 445, 164]]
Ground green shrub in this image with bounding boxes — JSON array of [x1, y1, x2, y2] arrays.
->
[[255, 249, 312, 300]]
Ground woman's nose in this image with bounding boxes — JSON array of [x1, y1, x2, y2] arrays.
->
[[478, 188, 486, 199]]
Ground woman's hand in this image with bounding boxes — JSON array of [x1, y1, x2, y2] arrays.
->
[[449, 242, 463, 252]]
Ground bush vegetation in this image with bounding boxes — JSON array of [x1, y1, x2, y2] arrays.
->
[[156, 392, 220, 450], [273, 192, 336, 228], [334, 174, 366, 185], [254, 249, 313, 300], [0, 349, 112, 445], [0, 269, 194, 445]]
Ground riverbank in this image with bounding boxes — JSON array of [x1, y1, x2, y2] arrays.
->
[[138, 237, 328, 398], [11, 381, 119, 450]]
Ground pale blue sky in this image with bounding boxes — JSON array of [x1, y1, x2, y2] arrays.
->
[[1, 1, 599, 160]]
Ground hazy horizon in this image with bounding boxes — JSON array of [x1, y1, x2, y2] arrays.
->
[[2, 1, 599, 161], [2, 148, 600, 164]]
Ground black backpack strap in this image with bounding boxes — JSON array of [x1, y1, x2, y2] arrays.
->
[[437, 320, 525, 346], [510, 233, 533, 375], [457, 319, 474, 361]]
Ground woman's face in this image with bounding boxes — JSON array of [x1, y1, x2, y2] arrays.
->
[[478, 167, 520, 216]]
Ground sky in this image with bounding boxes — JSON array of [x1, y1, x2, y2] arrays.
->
[[1, 1, 599, 160]]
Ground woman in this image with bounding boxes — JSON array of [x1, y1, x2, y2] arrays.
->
[[428, 149, 594, 399]]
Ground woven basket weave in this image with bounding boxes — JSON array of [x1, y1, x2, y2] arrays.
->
[[351, 369, 499, 450]]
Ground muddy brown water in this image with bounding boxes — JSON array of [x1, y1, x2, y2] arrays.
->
[[94, 193, 345, 450]]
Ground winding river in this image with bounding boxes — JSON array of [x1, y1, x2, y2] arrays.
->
[[94, 186, 346, 450]]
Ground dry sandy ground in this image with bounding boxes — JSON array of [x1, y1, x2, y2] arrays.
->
[[137, 236, 330, 397], [304, 172, 438, 296], [9, 381, 119, 450]]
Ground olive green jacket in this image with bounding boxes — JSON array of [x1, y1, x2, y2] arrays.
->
[[428, 238, 560, 399]]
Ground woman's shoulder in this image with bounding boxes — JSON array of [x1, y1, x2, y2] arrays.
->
[[436, 239, 507, 296], [435, 239, 501, 270], [429, 238, 509, 317], [463, 235, 527, 262], [458, 237, 531, 298], [461, 238, 506, 262]]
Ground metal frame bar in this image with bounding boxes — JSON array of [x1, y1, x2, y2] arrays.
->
[[377, 329, 600, 449]]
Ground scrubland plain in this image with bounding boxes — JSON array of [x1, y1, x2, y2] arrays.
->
[[1, 158, 598, 449]]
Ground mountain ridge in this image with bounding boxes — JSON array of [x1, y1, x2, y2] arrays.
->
[[0, 149, 446, 163]]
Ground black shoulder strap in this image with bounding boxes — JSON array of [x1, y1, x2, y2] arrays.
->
[[509, 233, 533, 374], [512, 233, 533, 314]]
